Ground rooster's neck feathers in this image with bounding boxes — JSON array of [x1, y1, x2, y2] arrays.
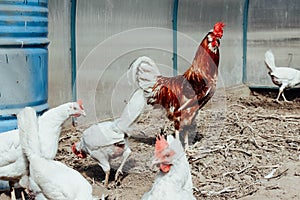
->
[[183, 32, 219, 85]]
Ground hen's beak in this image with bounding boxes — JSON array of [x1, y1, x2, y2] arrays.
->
[[152, 158, 172, 166], [152, 158, 172, 173]]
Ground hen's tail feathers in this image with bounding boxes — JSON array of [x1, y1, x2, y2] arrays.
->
[[264, 50, 276, 72], [17, 107, 40, 160], [116, 89, 145, 133], [127, 56, 161, 95]]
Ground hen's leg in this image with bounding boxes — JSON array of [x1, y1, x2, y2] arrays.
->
[[276, 84, 287, 102], [275, 89, 282, 101], [115, 146, 131, 183], [104, 170, 110, 188], [21, 191, 26, 200], [10, 187, 16, 200], [281, 92, 290, 102], [9, 181, 16, 200]]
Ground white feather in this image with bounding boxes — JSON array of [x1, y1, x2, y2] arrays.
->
[[127, 56, 161, 95], [264, 50, 300, 88], [0, 102, 85, 189], [264, 50, 277, 72], [142, 136, 195, 200], [17, 107, 95, 200]]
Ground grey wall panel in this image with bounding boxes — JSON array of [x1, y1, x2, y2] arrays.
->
[[177, 0, 244, 87], [76, 0, 174, 124], [48, 0, 72, 107]]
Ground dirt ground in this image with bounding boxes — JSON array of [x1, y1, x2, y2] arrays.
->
[[59, 87, 299, 200], [1, 87, 299, 200]]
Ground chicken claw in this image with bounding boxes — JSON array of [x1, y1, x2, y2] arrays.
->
[[115, 169, 123, 184], [11, 187, 16, 200]]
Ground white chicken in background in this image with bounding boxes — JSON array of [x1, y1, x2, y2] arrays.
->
[[17, 107, 96, 200], [72, 89, 145, 188], [142, 134, 195, 200], [0, 101, 86, 198], [264, 50, 300, 102]]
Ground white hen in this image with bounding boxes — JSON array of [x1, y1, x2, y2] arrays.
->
[[72, 89, 145, 188], [264, 50, 300, 102], [17, 107, 96, 200], [0, 101, 86, 194], [142, 135, 195, 200]]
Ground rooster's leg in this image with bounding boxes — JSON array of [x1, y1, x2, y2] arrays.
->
[[115, 146, 131, 183], [184, 130, 189, 150], [175, 130, 180, 140]]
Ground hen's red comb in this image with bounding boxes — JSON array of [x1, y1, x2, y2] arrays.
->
[[77, 99, 84, 110], [155, 135, 168, 158], [213, 22, 225, 38]]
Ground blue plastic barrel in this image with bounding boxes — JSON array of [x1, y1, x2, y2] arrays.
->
[[0, 0, 49, 132]]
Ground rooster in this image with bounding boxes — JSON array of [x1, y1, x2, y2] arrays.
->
[[0, 101, 86, 199], [264, 50, 300, 102], [142, 134, 195, 200], [128, 22, 225, 149], [17, 107, 96, 200], [72, 89, 145, 188]]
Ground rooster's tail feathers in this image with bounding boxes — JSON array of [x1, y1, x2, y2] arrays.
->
[[17, 107, 40, 160], [264, 50, 276, 72], [127, 56, 161, 93]]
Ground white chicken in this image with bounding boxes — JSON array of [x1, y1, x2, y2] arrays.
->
[[72, 89, 145, 188], [142, 134, 195, 200], [264, 50, 300, 102], [17, 107, 96, 200], [0, 101, 86, 198]]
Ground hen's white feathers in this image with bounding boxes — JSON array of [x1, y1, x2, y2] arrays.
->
[[82, 89, 145, 149], [116, 89, 145, 135], [73, 88, 144, 187], [142, 135, 195, 200], [0, 102, 85, 189], [18, 107, 40, 160], [264, 50, 300, 101], [17, 107, 95, 200], [264, 50, 277, 72], [264, 50, 300, 86]]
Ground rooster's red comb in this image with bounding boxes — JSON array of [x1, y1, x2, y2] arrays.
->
[[213, 22, 225, 38], [77, 99, 84, 110], [155, 135, 168, 158]]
